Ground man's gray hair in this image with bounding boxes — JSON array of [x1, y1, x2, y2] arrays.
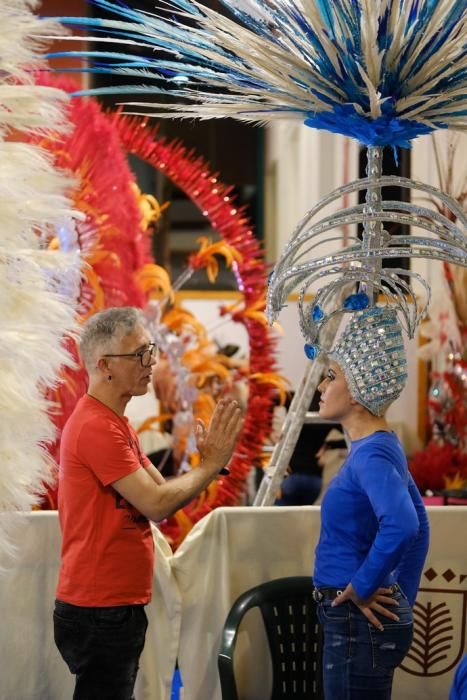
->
[[80, 306, 143, 371]]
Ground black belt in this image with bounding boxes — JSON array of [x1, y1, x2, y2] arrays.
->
[[312, 587, 344, 602], [312, 583, 401, 603]]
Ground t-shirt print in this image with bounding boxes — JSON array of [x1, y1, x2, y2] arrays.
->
[[114, 491, 148, 527]]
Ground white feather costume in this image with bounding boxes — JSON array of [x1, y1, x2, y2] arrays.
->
[[0, 0, 82, 564]]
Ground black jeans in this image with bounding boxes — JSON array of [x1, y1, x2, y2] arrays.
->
[[53, 600, 148, 700]]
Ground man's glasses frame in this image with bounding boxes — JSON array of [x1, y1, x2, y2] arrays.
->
[[103, 342, 158, 368]]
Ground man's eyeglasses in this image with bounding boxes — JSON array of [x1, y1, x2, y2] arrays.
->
[[103, 343, 158, 368]]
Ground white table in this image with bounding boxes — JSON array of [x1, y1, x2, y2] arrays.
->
[[0, 507, 465, 700]]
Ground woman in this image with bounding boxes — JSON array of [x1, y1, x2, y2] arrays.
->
[[312, 307, 430, 699]]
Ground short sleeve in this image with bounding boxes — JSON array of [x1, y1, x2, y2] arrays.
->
[[77, 417, 142, 486], [141, 453, 152, 469]]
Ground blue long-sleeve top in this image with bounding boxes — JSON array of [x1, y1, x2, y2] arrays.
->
[[313, 431, 429, 606]]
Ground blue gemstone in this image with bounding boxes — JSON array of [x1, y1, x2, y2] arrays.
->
[[343, 293, 370, 311], [312, 305, 325, 321], [304, 343, 318, 360]]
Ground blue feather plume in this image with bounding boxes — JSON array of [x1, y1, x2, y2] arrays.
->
[[47, 0, 467, 147]]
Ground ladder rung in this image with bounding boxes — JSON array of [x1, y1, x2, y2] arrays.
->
[[303, 412, 342, 425]]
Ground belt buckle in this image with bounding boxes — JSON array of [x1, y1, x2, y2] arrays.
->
[[312, 588, 323, 603]]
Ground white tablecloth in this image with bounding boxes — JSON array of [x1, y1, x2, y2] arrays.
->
[[0, 507, 466, 700]]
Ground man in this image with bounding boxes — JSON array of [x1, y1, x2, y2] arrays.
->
[[53, 307, 243, 699]]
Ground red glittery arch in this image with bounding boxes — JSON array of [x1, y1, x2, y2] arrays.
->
[[29, 71, 280, 545], [111, 113, 279, 544]]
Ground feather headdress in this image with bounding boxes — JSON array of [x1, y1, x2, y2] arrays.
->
[[51, 0, 467, 148]]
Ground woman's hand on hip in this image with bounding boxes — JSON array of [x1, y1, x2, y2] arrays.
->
[[331, 582, 400, 631]]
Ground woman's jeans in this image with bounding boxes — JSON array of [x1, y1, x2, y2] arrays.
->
[[317, 587, 413, 699], [53, 599, 148, 700]]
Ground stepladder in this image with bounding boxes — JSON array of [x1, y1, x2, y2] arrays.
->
[[253, 311, 348, 507]]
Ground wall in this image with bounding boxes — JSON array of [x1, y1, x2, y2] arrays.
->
[[264, 121, 359, 265]]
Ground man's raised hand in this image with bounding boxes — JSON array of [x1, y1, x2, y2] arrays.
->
[[197, 398, 243, 474]]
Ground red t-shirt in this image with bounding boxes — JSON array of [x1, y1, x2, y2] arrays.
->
[[56, 394, 155, 606]]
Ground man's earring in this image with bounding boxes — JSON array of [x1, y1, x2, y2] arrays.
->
[[108, 375, 112, 382]]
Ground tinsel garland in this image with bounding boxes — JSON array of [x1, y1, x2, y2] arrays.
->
[[410, 442, 467, 494]]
